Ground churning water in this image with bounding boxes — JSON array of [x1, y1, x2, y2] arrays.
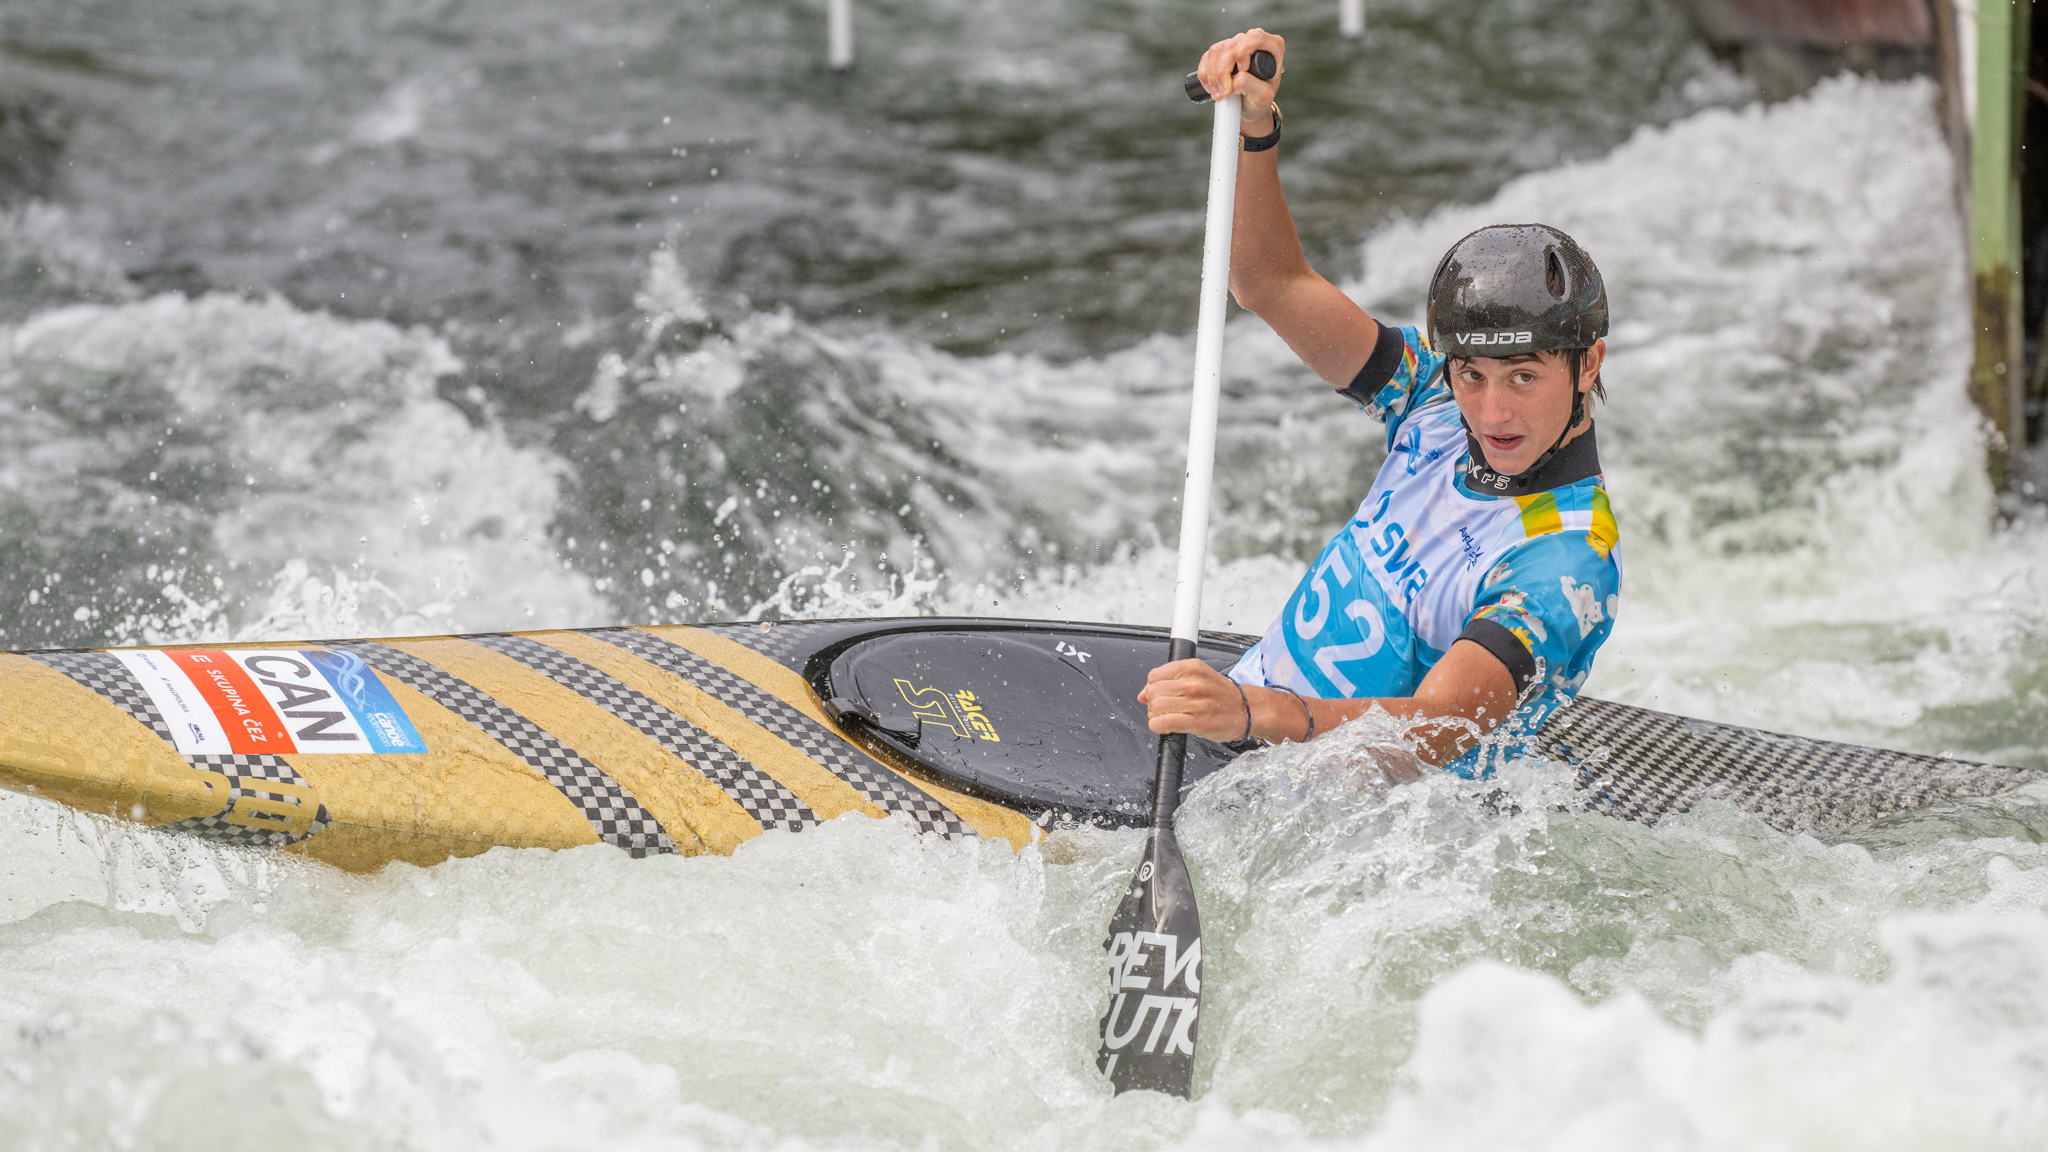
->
[[4, 0, 2048, 1146]]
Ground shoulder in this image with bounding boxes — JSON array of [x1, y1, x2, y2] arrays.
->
[[1500, 478, 1618, 564], [1472, 514, 1619, 647], [1389, 323, 1442, 378], [1483, 530, 1618, 608], [1393, 325, 1449, 406], [1340, 324, 1451, 429]]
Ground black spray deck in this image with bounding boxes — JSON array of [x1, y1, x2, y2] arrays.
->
[[790, 618, 2038, 837]]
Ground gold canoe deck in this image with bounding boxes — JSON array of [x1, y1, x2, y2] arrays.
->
[[0, 626, 1038, 871]]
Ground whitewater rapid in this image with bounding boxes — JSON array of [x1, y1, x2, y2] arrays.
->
[[3, 49, 2047, 1152]]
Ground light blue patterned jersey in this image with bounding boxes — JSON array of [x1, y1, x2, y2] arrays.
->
[[1227, 325, 1622, 778]]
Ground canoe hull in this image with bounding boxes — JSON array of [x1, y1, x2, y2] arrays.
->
[[0, 623, 1043, 871], [2, 617, 2035, 870]]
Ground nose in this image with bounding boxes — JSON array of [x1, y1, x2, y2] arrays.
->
[[1475, 381, 1516, 427]]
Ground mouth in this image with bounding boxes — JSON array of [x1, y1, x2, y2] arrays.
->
[[1483, 433, 1525, 454]]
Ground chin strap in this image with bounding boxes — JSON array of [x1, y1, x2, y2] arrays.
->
[[1460, 348, 1589, 496]]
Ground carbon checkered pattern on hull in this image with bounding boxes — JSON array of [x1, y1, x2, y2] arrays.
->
[[471, 634, 819, 833], [706, 621, 843, 669], [1539, 697, 2038, 836], [597, 628, 969, 838], [26, 650, 331, 847], [30, 650, 178, 741], [161, 754, 331, 847], [326, 641, 676, 857]]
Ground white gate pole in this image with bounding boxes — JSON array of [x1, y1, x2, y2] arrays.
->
[[1340, 0, 1366, 40], [828, 0, 854, 71]]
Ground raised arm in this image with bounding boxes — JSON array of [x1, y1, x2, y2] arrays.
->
[[1194, 31, 1383, 389]]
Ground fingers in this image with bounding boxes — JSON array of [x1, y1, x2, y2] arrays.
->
[[1234, 29, 1285, 117], [1142, 658, 1209, 686], [1139, 659, 1246, 741], [1195, 29, 1286, 105]]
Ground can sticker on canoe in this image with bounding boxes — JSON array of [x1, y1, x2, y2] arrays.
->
[[111, 648, 428, 756]]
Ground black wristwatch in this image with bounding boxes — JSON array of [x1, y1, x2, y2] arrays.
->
[[1242, 104, 1283, 152]]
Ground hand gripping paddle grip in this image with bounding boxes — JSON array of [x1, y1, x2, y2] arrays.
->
[[1183, 49, 1276, 102]]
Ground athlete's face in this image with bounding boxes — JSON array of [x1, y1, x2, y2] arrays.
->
[[1449, 339, 1604, 476]]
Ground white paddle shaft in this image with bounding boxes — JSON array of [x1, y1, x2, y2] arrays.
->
[[1169, 95, 1241, 646]]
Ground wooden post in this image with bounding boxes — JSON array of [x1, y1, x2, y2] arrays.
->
[[1971, 0, 2027, 490], [2008, 0, 2031, 460], [1929, 0, 1971, 224]]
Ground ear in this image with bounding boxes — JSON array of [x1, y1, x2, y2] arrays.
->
[[1578, 339, 1606, 392]]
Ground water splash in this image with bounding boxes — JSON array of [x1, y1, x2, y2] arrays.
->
[[0, 291, 604, 646]]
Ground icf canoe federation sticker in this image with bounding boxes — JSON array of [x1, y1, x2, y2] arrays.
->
[[112, 648, 427, 756]]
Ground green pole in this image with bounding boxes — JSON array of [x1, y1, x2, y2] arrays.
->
[[1971, 0, 2026, 491]]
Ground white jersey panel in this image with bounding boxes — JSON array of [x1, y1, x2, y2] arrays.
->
[[1349, 402, 1524, 657]]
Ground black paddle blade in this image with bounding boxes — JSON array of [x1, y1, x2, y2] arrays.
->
[[1096, 823, 1203, 1096]]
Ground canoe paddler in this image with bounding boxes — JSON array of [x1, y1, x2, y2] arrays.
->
[[1139, 29, 1622, 777]]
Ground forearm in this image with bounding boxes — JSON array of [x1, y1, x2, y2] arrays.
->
[[1245, 639, 1519, 765], [1249, 689, 1485, 765], [1226, 137, 1379, 386], [1195, 29, 1376, 385], [1228, 133, 1312, 311]]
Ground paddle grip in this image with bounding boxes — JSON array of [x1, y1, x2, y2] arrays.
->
[[1183, 49, 1276, 102]]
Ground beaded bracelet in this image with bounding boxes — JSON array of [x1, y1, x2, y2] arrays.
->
[[1275, 685, 1316, 742]]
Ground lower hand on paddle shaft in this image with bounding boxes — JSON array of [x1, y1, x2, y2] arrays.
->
[[1141, 643, 1521, 765], [1139, 659, 1316, 745]]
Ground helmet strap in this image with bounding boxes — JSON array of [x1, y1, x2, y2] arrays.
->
[[1459, 347, 1592, 495]]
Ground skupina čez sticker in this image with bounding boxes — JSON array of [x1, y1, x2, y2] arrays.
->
[[113, 647, 427, 756]]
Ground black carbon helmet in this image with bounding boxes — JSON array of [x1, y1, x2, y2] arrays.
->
[[1425, 224, 1607, 357]]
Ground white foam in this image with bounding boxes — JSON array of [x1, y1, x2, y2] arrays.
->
[[2, 291, 605, 639], [1350, 911, 2048, 1152], [5, 751, 2048, 1147], [553, 228, 1376, 622], [0, 202, 135, 314]]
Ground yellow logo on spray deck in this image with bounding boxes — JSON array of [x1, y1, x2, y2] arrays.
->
[[951, 689, 1000, 742], [893, 679, 1002, 742]]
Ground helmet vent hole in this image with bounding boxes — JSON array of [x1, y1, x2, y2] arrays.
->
[[1545, 248, 1567, 299]]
